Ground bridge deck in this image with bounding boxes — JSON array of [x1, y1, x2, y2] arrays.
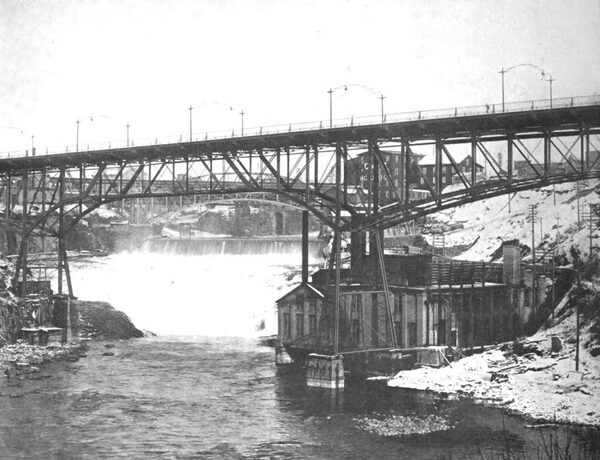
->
[[1, 102, 599, 173]]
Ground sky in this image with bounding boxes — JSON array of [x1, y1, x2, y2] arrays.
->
[[0, 0, 599, 155]]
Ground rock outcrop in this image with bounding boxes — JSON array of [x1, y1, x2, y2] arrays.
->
[[74, 300, 144, 340]]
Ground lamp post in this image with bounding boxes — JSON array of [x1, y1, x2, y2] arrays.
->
[[76, 119, 80, 152], [126, 124, 130, 147], [188, 106, 193, 142], [240, 110, 245, 136], [189, 101, 236, 138], [328, 88, 334, 128], [499, 63, 554, 111], [328, 84, 385, 127], [0, 126, 33, 157], [542, 71, 555, 108]]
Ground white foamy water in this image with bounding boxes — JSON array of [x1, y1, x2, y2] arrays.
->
[[62, 251, 304, 336]]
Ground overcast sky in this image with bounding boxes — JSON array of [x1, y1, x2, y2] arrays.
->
[[1, 0, 599, 154]]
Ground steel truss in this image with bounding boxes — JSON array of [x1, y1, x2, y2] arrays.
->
[[0, 102, 598, 306]]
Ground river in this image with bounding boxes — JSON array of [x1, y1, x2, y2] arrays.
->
[[1, 251, 599, 459]]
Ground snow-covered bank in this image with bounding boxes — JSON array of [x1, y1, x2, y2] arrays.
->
[[1, 341, 87, 378], [426, 180, 600, 261], [388, 288, 600, 426]]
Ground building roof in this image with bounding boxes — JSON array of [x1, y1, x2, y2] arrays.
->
[[276, 282, 324, 303], [417, 152, 484, 168]]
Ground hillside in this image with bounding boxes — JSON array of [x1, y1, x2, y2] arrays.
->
[[425, 179, 600, 261]]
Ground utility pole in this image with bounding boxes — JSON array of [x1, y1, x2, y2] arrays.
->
[[576, 181, 582, 227], [555, 213, 561, 251], [582, 204, 597, 256], [529, 204, 538, 307], [380, 94, 386, 123], [126, 124, 130, 147], [240, 110, 245, 136], [576, 294, 580, 371]]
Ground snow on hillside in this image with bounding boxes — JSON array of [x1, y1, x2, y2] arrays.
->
[[426, 179, 600, 261]]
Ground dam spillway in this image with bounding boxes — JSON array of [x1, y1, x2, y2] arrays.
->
[[142, 236, 324, 257]]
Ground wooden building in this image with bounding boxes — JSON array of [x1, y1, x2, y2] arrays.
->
[[277, 245, 540, 367]]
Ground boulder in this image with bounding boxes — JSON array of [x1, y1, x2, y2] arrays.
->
[[74, 300, 143, 340]]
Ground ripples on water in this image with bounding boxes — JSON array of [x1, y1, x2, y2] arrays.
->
[[0, 252, 598, 458], [1, 337, 599, 459]]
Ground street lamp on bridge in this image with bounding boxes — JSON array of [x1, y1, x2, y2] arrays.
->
[[188, 101, 236, 140], [188, 106, 193, 142], [499, 63, 555, 111], [0, 126, 35, 157], [327, 83, 386, 128], [75, 116, 94, 152]]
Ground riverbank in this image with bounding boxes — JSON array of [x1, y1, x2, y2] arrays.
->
[[387, 285, 600, 426], [1, 341, 87, 379], [1, 298, 145, 380]]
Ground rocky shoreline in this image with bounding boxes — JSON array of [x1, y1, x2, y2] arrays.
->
[[1, 299, 145, 380]]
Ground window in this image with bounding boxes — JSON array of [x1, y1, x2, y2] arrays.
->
[[296, 313, 304, 337], [296, 294, 304, 312], [351, 319, 360, 344], [394, 321, 402, 345], [408, 322, 417, 347], [308, 314, 316, 334], [283, 313, 291, 338], [394, 294, 403, 314]]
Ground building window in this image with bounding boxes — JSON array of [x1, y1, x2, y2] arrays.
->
[[394, 294, 402, 314], [351, 319, 360, 344], [309, 314, 316, 334], [408, 322, 417, 347], [283, 313, 291, 338], [296, 313, 304, 337], [296, 294, 304, 312]]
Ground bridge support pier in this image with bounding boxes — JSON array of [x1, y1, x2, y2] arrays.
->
[[275, 346, 292, 365], [51, 294, 79, 343], [306, 353, 344, 389]]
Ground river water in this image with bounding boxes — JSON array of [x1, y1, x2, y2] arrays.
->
[[1, 252, 599, 459]]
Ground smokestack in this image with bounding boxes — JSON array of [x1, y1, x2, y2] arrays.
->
[[302, 211, 309, 283]]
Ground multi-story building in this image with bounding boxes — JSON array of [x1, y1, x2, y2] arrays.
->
[[346, 147, 423, 206], [413, 154, 484, 191]]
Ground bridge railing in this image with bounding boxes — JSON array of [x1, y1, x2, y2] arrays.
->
[[2, 95, 599, 159]]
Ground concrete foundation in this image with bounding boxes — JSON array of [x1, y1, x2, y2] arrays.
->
[[275, 346, 292, 365], [416, 346, 449, 367], [51, 295, 79, 343], [306, 353, 344, 389]]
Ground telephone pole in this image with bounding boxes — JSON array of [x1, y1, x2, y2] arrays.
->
[[529, 204, 538, 307]]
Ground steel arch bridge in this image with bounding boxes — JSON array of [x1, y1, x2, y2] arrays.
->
[[0, 95, 599, 296]]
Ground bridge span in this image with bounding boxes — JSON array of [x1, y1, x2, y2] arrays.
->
[[0, 95, 599, 298]]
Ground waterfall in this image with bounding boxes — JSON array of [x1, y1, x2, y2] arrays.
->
[[142, 237, 324, 258]]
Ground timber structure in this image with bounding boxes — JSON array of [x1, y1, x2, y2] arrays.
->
[[0, 95, 599, 377]]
